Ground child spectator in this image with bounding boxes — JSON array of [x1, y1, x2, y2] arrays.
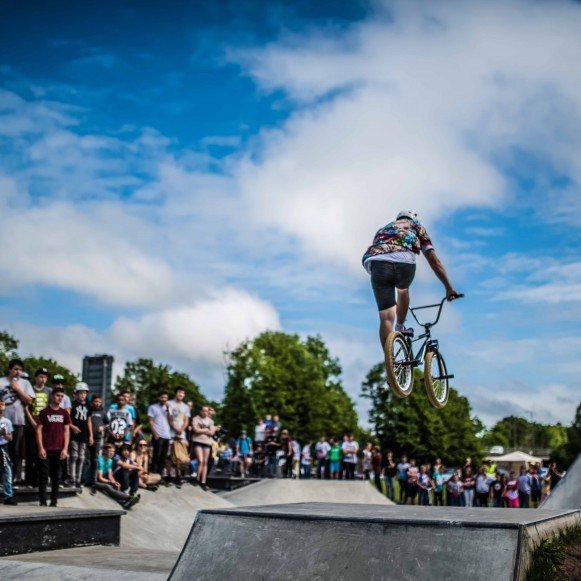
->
[[491, 473, 505, 508], [433, 464, 446, 506], [343, 434, 359, 480], [462, 466, 476, 507], [517, 466, 532, 508], [235, 430, 253, 478], [132, 439, 160, 490], [291, 437, 301, 479], [264, 428, 280, 478], [86, 395, 108, 487], [107, 393, 134, 449], [113, 443, 141, 496], [397, 455, 410, 504], [94, 444, 140, 509], [315, 436, 330, 480], [506, 472, 520, 508], [475, 467, 491, 507], [253, 443, 267, 477], [301, 441, 312, 479], [371, 447, 383, 494], [384, 451, 397, 500], [406, 459, 419, 505], [68, 382, 94, 488], [362, 443, 373, 480], [417, 465, 432, 506], [36, 387, 70, 507], [447, 473, 464, 507], [329, 438, 342, 480], [0, 401, 17, 504]]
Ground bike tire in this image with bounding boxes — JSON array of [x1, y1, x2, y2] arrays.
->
[[385, 332, 414, 398], [424, 350, 449, 408]]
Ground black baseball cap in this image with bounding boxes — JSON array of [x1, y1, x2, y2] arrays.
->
[[35, 368, 50, 377]]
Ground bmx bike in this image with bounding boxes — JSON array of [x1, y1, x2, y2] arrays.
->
[[384, 294, 464, 409]]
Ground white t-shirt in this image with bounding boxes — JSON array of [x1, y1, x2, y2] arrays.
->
[[315, 441, 331, 458], [168, 400, 191, 440], [107, 408, 133, 439], [301, 444, 312, 465], [0, 377, 34, 425], [254, 423, 266, 442], [343, 441, 359, 464], [147, 403, 171, 440], [291, 440, 301, 458], [0, 416, 13, 446]]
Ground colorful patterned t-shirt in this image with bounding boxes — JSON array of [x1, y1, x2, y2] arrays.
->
[[362, 218, 434, 268]]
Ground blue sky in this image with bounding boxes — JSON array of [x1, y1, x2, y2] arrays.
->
[[1, 0, 580, 426]]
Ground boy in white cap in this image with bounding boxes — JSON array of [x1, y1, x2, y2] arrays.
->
[[67, 382, 93, 489]]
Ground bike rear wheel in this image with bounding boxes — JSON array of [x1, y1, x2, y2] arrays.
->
[[385, 332, 414, 397], [424, 350, 449, 408]]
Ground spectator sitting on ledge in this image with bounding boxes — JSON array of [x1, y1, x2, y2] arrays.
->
[[94, 443, 140, 509]]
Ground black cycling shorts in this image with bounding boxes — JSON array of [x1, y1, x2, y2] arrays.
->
[[370, 261, 416, 311]]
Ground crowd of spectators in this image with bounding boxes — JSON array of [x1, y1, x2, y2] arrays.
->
[[0, 359, 223, 509], [372, 453, 563, 508], [0, 358, 565, 511]]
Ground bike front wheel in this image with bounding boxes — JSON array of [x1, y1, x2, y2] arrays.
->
[[424, 350, 449, 408], [385, 332, 414, 398]]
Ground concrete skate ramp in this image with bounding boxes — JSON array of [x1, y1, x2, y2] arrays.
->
[[542, 453, 581, 510], [59, 485, 233, 551], [221, 479, 393, 507], [170, 504, 581, 581]]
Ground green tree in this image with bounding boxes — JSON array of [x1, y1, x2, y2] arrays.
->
[[221, 332, 358, 443], [115, 358, 208, 419], [23, 356, 79, 388], [482, 416, 568, 452], [360, 362, 483, 466], [552, 403, 581, 469], [0, 330, 78, 386], [0, 330, 19, 375]]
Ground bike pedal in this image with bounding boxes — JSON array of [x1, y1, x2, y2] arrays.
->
[[440, 374, 454, 380]]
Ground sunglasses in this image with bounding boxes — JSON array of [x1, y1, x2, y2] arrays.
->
[[138, 443, 147, 446]]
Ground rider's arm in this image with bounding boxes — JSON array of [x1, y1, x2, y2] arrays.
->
[[424, 250, 458, 299]]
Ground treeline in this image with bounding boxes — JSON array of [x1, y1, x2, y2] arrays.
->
[[1, 329, 579, 468]]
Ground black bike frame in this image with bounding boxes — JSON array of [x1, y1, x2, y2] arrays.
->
[[404, 295, 463, 368]]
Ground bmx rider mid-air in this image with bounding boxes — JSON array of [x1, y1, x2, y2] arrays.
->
[[362, 210, 461, 351]]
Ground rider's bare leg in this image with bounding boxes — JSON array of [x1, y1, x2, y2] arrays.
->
[[379, 306, 396, 349], [396, 288, 410, 328]]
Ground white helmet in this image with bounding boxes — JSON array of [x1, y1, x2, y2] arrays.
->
[[397, 209, 419, 221], [74, 381, 90, 392]]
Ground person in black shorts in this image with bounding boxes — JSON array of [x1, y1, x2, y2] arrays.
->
[[362, 210, 460, 349]]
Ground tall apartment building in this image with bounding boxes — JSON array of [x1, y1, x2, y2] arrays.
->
[[82, 354, 114, 406]]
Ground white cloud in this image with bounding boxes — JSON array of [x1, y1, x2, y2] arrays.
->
[[232, 0, 581, 267], [6, 290, 280, 399], [110, 289, 281, 363]]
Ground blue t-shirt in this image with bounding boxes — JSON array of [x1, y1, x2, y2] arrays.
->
[[237, 437, 253, 455], [97, 455, 113, 474]]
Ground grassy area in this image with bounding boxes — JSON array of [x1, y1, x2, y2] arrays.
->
[[526, 523, 581, 581]]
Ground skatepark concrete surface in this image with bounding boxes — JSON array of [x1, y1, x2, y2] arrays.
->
[[171, 503, 581, 581], [541, 453, 581, 510], [58, 482, 234, 550], [0, 547, 173, 580], [221, 478, 394, 506]]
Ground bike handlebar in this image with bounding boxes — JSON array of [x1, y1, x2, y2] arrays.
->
[[409, 294, 464, 328]]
